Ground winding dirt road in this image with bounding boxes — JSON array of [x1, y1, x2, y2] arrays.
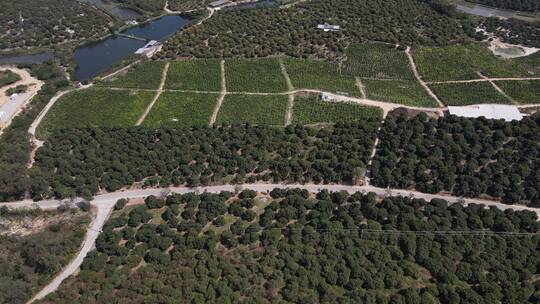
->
[[3, 182, 537, 303]]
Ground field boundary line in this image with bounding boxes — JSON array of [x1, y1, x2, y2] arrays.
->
[[476, 72, 517, 105], [405, 47, 444, 108], [355, 77, 366, 99], [210, 60, 227, 125], [135, 62, 170, 126], [101, 60, 141, 81], [279, 59, 295, 125]]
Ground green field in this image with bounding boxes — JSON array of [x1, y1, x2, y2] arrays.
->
[[38, 88, 154, 138], [431, 82, 511, 106], [142, 92, 218, 128], [225, 59, 288, 93], [292, 95, 383, 124], [98, 61, 166, 89], [496, 80, 540, 104], [0, 70, 21, 87], [363, 79, 439, 107], [216, 94, 288, 125], [414, 44, 540, 81], [284, 59, 360, 97], [165, 59, 221, 91], [344, 43, 414, 80]]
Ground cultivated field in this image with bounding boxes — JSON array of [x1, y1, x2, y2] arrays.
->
[[142, 92, 219, 128], [225, 59, 288, 93], [165, 60, 221, 91], [284, 59, 360, 97], [216, 94, 288, 125], [414, 44, 539, 81], [344, 43, 415, 80], [98, 62, 166, 90], [363, 79, 439, 107], [496, 80, 540, 104], [431, 82, 510, 106], [38, 88, 154, 138], [292, 95, 383, 124]]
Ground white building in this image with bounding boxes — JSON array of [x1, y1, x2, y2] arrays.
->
[[317, 23, 341, 32], [447, 104, 524, 121], [208, 0, 230, 9], [135, 40, 162, 58]]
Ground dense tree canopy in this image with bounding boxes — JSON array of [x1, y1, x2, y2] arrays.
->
[[371, 113, 540, 206], [0, 0, 114, 50], [38, 190, 540, 303], [483, 17, 540, 48], [31, 121, 379, 199], [159, 0, 468, 60]]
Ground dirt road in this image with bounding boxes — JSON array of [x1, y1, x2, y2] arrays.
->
[[405, 47, 444, 107], [135, 62, 170, 126], [210, 60, 226, 125]]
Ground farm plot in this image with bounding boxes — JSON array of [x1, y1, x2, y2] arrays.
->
[[363, 79, 439, 107], [292, 95, 382, 125], [496, 80, 540, 104], [98, 61, 166, 89], [225, 59, 288, 93], [343, 43, 414, 80], [414, 44, 539, 81], [165, 60, 221, 91], [430, 82, 510, 106], [216, 94, 288, 125], [284, 59, 360, 97], [142, 92, 218, 128], [38, 88, 154, 138]]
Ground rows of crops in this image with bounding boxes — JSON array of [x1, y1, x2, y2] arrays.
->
[[292, 95, 383, 125], [496, 80, 540, 104], [343, 43, 414, 80], [414, 44, 539, 82], [284, 59, 360, 97], [142, 92, 219, 128], [38, 88, 154, 139], [431, 82, 511, 106], [98, 62, 166, 90], [364, 79, 439, 107], [225, 59, 288, 93], [165, 60, 221, 91], [216, 94, 288, 125]]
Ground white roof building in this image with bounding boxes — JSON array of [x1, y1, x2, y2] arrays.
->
[[317, 23, 341, 32], [447, 104, 524, 121]]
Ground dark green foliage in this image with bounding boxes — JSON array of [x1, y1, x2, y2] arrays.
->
[[31, 122, 380, 199], [371, 113, 540, 205], [0, 61, 68, 202], [159, 0, 467, 60], [0, 212, 89, 304], [0, 0, 114, 50], [43, 190, 540, 303], [114, 199, 128, 210], [483, 17, 540, 48]]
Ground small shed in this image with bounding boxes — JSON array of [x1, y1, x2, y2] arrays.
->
[[317, 23, 341, 32], [447, 104, 524, 121]]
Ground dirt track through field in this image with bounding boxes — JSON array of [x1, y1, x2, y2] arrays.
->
[[405, 47, 444, 108], [476, 71, 517, 105], [280, 59, 295, 125], [135, 62, 170, 126], [210, 60, 227, 125], [427, 77, 540, 84], [355, 77, 366, 99]]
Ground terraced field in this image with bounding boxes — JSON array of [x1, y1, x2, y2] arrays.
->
[[414, 44, 540, 81], [38, 88, 154, 138], [284, 59, 360, 97], [225, 59, 288, 93], [216, 94, 288, 125], [98, 62, 166, 90], [363, 79, 439, 107], [165, 60, 221, 91], [496, 80, 540, 104], [292, 95, 383, 124], [142, 92, 219, 128], [344, 43, 414, 80], [431, 82, 511, 106]]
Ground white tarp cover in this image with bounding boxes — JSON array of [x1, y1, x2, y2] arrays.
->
[[448, 104, 523, 121]]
